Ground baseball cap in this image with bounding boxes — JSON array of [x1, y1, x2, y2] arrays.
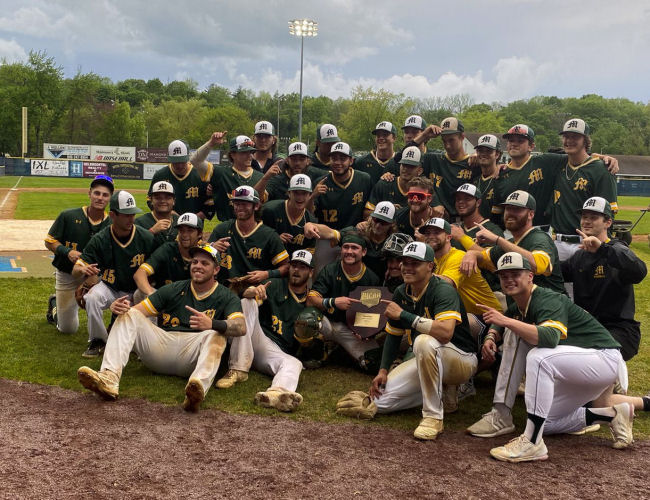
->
[[330, 142, 352, 157], [288, 174, 312, 193], [496, 252, 532, 272], [110, 190, 142, 215], [440, 117, 464, 135], [421, 217, 451, 234], [317, 124, 340, 143], [175, 212, 203, 230], [372, 121, 397, 135], [288, 141, 309, 157], [560, 118, 591, 137], [402, 241, 434, 262], [229, 135, 257, 152], [151, 181, 174, 195], [476, 134, 502, 151], [455, 183, 482, 199], [254, 120, 275, 136], [90, 174, 114, 194], [167, 140, 190, 163], [503, 124, 535, 142], [400, 146, 422, 166], [231, 185, 260, 204], [402, 115, 427, 130], [189, 244, 220, 264], [290, 249, 314, 267], [341, 230, 366, 248], [371, 201, 396, 223], [577, 196, 613, 219], [502, 190, 536, 210]]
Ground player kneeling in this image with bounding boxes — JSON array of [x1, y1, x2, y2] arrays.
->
[[77, 245, 245, 412], [336, 242, 478, 440]]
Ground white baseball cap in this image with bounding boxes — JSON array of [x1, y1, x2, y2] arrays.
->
[[440, 117, 464, 135], [110, 190, 142, 215], [288, 142, 309, 157], [402, 241, 434, 262], [317, 124, 340, 143], [373, 121, 397, 135], [175, 212, 203, 230], [151, 181, 175, 195], [288, 174, 312, 192], [371, 201, 396, 223], [291, 249, 314, 267], [421, 217, 451, 234], [456, 183, 482, 199], [330, 142, 352, 157], [476, 134, 501, 151], [502, 190, 536, 210], [400, 146, 422, 166], [578, 196, 613, 218], [254, 120, 275, 135], [497, 252, 532, 272], [560, 118, 590, 136], [167, 140, 189, 163], [231, 185, 260, 204], [402, 115, 427, 130]]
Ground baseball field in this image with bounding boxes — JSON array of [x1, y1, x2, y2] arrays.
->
[[1, 176, 649, 497]]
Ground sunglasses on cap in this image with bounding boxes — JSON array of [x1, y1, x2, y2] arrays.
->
[[407, 191, 429, 202]]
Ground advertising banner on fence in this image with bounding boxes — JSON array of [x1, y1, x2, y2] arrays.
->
[[109, 163, 143, 179], [69, 161, 83, 177], [136, 148, 168, 163], [43, 143, 91, 160], [30, 159, 69, 177], [90, 145, 136, 162], [143, 163, 167, 180], [83, 162, 109, 177]]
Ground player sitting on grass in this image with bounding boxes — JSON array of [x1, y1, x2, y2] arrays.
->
[[77, 244, 245, 413]]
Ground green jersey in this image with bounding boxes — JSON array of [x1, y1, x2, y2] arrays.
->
[[354, 151, 398, 185], [314, 170, 373, 230], [551, 156, 617, 234], [265, 166, 329, 201], [208, 220, 289, 280], [472, 174, 500, 223], [339, 226, 389, 279], [367, 177, 408, 212], [451, 219, 504, 291], [141, 280, 243, 332], [134, 212, 179, 249], [46, 207, 110, 274], [487, 227, 565, 294], [382, 276, 476, 370], [79, 225, 154, 293], [209, 166, 264, 222], [493, 153, 566, 226], [149, 164, 210, 215], [421, 152, 473, 218], [139, 241, 192, 286], [261, 200, 317, 255], [310, 152, 331, 171], [258, 277, 308, 354], [492, 285, 620, 350], [393, 206, 419, 238], [308, 261, 380, 323]]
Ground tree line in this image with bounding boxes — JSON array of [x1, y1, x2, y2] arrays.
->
[[1, 51, 649, 158]]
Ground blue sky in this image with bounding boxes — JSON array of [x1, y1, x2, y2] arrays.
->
[[1, 0, 648, 104]]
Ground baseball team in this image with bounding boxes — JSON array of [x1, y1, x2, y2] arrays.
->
[[45, 116, 649, 463]]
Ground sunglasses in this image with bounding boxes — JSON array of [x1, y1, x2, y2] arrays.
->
[[407, 191, 429, 202]]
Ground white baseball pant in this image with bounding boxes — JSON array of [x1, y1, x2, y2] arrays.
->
[[54, 270, 85, 334], [320, 317, 379, 361], [84, 281, 132, 342], [101, 308, 226, 395], [374, 335, 477, 419]]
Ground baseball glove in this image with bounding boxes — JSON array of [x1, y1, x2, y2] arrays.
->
[[335, 391, 377, 419], [228, 275, 251, 296], [75, 276, 99, 309]]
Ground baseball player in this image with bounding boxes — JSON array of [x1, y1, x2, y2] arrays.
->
[[72, 191, 154, 358], [336, 241, 477, 440], [209, 136, 265, 222], [251, 120, 281, 173], [213, 250, 314, 411], [208, 186, 289, 291], [393, 115, 428, 165], [354, 121, 398, 184], [133, 212, 204, 301], [470, 252, 644, 462], [77, 244, 245, 412], [135, 181, 179, 249], [261, 174, 318, 256], [366, 146, 423, 213], [380, 232, 414, 293], [393, 177, 439, 238], [310, 123, 340, 170], [551, 118, 618, 262], [472, 134, 502, 223], [562, 197, 647, 361], [45, 175, 114, 333]]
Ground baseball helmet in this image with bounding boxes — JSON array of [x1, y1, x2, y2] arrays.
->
[[294, 307, 323, 344], [381, 232, 414, 258]]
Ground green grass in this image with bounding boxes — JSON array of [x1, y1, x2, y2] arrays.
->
[[1, 244, 650, 438]]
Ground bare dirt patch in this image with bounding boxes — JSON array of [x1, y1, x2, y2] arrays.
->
[[1, 378, 647, 499], [0, 188, 18, 219]]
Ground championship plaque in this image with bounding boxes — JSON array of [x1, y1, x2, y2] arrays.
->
[[346, 286, 392, 338]]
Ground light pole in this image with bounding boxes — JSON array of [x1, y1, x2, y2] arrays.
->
[[288, 19, 317, 142]]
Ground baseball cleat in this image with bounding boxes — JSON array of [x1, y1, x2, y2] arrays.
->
[[182, 378, 205, 413], [467, 408, 515, 438], [254, 389, 303, 412], [568, 424, 601, 436], [77, 366, 119, 401], [215, 369, 248, 389], [82, 338, 106, 359], [413, 417, 443, 440], [610, 403, 634, 449], [490, 434, 548, 463], [46, 294, 57, 325]]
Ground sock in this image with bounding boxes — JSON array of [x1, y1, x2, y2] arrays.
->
[[494, 402, 511, 420], [585, 407, 615, 425], [642, 396, 650, 412], [524, 413, 546, 444]]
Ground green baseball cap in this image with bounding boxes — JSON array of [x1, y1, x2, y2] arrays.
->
[[341, 230, 366, 248], [110, 190, 142, 214], [496, 252, 532, 272], [402, 241, 434, 262], [167, 139, 190, 163], [577, 196, 613, 219], [502, 190, 536, 211]]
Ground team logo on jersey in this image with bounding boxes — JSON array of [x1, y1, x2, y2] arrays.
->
[[594, 265, 605, 279], [574, 179, 588, 191]]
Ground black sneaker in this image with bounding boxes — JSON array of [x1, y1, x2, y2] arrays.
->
[[46, 294, 56, 325], [82, 338, 106, 358]]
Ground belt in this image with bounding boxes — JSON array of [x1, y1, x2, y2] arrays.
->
[[554, 233, 581, 243]]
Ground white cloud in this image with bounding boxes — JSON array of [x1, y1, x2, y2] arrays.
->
[[0, 38, 27, 62]]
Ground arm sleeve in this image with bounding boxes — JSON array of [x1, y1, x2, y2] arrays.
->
[[379, 333, 401, 371]]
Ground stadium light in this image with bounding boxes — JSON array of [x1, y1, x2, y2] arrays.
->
[[288, 19, 318, 142]]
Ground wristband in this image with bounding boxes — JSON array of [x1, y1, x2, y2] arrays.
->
[[322, 298, 335, 310], [484, 333, 496, 343], [267, 269, 281, 279], [399, 310, 419, 327], [414, 317, 434, 335], [496, 236, 500, 245], [55, 244, 71, 257], [211, 319, 227, 332]]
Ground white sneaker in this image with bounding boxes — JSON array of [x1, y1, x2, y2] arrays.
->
[[466, 408, 515, 438], [490, 434, 548, 463], [610, 403, 634, 449]]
